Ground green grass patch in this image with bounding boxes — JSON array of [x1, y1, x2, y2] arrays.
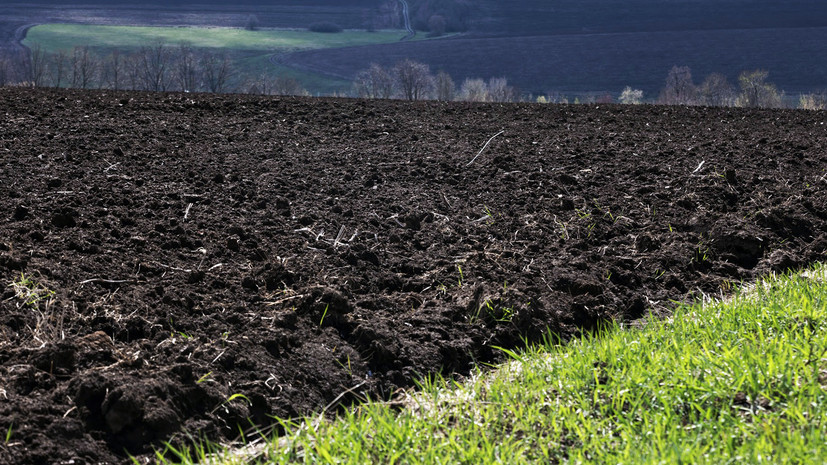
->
[[156, 265, 827, 464], [24, 24, 408, 53], [23, 24, 410, 94]]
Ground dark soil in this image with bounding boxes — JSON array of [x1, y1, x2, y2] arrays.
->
[[1, 88, 826, 464]]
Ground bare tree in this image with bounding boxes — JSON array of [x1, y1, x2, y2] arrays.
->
[[139, 41, 171, 92], [698, 73, 735, 107], [271, 76, 307, 96], [487, 77, 517, 102], [49, 51, 67, 88], [174, 43, 199, 92], [393, 59, 433, 101], [245, 15, 260, 31], [201, 52, 232, 93], [100, 49, 125, 90], [0, 57, 9, 87], [241, 75, 264, 95], [659, 65, 697, 105], [243, 74, 306, 96], [799, 92, 827, 110], [353, 63, 394, 99], [70, 46, 97, 89], [736, 70, 782, 108], [428, 15, 447, 37], [124, 53, 143, 90], [460, 78, 488, 102], [27, 44, 48, 87], [435, 71, 455, 101]]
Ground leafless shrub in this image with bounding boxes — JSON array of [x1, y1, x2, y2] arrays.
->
[[619, 86, 644, 104], [393, 59, 434, 101], [799, 92, 827, 110], [659, 65, 698, 105], [27, 44, 48, 87], [174, 43, 199, 92], [49, 51, 67, 88], [698, 73, 736, 107], [201, 52, 232, 93], [100, 49, 124, 90], [138, 41, 171, 92], [460, 78, 488, 102], [736, 69, 782, 108], [0, 56, 10, 87], [435, 71, 455, 101], [353, 63, 394, 99], [70, 46, 97, 89], [487, 77, 517, 102]]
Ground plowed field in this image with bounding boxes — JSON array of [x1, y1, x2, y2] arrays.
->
[[1, 88, 825, 464]]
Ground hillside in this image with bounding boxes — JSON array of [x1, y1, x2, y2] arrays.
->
[[476, 0, 827, 36], [1, 87, 826, 464], [4, 1, 827, 96], [281, 0, 827, 96]]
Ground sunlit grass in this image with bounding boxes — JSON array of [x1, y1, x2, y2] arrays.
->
[[23, 24, 410, 94], [155, 264, 827, 464], [24, 24, 408, 53]]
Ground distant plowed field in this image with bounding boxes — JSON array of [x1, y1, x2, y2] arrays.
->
[[1, 88, 826, 464]]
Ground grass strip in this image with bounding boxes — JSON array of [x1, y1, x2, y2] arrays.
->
[[156, 264, 827, 464], [25, 24, 409, 53]]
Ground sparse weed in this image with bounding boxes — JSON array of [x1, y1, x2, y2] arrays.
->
[[553, 215, 569, 240], [482, 205, 495, 224], [471, 298, 517, 325], [9, 273, 55, 308], [336, 354, 353, 377], [168, 318, 192, 340], [9, 273, 66, 345]]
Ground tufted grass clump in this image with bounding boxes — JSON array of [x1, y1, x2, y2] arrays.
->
[[9, 273, 55, 308]]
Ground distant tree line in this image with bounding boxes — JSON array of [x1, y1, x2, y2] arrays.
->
[[622, 65, 825, 110], [353, 59, 519, 102], [3, 47, 825, 110], [0, 41, 308, 97], [352, 60, 826, 110]]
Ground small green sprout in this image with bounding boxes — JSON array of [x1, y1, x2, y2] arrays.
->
[[336, 355, 353, 376], [211, 393, 252, 414], [319, 304, 330, 327], [226, 393, 251, 405], [9, 273, 55, 307]]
